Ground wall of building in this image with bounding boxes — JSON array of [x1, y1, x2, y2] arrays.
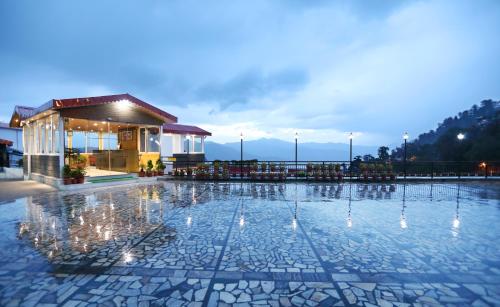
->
[[24, 155, 60, 178], [0, 127, 23, 151]]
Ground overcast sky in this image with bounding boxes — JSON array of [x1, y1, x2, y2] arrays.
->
[[1, 0, 499, 145]]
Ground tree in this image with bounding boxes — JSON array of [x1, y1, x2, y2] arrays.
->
[[363, 154, 375, 162], [378, 146, 390, 161]]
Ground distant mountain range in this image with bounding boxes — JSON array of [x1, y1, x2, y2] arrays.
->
[[205, 138, 378, 161]]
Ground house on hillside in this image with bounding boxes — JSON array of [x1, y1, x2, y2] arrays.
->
[[9, 94, 210, 186]]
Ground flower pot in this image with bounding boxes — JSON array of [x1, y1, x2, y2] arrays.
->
[[77, 177, 85, 184], [146, 171, 152, 177], [63, 178, 72, 185], [71, 178, 77, 184], [158, 170, 164, 176], [139, 171, 145, 177]]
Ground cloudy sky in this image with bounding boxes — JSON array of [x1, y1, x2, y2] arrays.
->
[[1, 0, 499, 145]]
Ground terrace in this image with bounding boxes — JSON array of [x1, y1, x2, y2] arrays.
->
[[0, 181, 498, 306]]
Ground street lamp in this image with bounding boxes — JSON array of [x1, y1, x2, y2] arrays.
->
[[240, 132, 244, 179], [295, 132, 298, 178], [403, 132, 409, 179], [457, 133, 465, 140]]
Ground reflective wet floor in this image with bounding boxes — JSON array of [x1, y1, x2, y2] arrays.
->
[[0, 182, 499, 306]]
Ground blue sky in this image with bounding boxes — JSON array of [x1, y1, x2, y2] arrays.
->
[[1, 0, 499, 145]]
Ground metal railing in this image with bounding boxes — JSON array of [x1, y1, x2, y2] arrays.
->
[[169, 160, 499, 181]]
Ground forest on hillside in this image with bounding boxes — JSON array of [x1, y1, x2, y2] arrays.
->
[[389, 100, 499, 162]]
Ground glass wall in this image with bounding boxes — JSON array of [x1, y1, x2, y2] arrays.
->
[[194, 136, 202, 152], [23, 113, 60, 155]]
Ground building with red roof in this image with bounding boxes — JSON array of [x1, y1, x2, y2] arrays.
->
[[9, 94, 210, 186]]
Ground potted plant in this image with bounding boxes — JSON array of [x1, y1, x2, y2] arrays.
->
[[213, 161, 220, 180], [222, 162, 230, 180], [62, 164, 72, 185], [279, 163, 286, 180], [335, 164, 343, 181], [146, 160, 153, 177], [74, 154, 87, 169], [72, 167, 85, 184], [155, 159, 165, 176], [260, 162, 267, 180], [313, 164, 321, 180], [321, 164, 328, 181], [139, 163, 146, 177], [306, 163, 313, 177]]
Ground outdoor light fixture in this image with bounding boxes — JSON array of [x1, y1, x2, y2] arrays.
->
[[295, 132, 298, 140], [240, 132, 244, 140], [403, 132, 409, 140], [457, 133, 465, 140], [117, 99, 132, 111], [349, 132, 353, 140]]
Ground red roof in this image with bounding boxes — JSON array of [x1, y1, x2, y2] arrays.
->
[[53, 94, 177, 122], [0, 139, 13, 146], [163, 123, 211, 136], [10, 94, 177, 125]]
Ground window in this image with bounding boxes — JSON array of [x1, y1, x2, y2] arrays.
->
[[103, 132, 118, 150], [194, 136, 202, 152], [139, 127, 160, 152], [147, 128, 160, 152], [87, 132, 99, 152]]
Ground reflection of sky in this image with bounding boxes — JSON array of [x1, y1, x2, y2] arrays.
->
[[0, 182, 498, 274]]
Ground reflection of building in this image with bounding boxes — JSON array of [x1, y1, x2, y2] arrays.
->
[[17, 187, 164, 261], [9, 94, 210, 186]]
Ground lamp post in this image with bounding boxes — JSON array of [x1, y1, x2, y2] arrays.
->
[[349, 132, 353, 179], [186, 135, 190, 172], [403, 132, 409, 179], [295, 132, 298, 178], [457, 133, 464, 179], [240, 132, 243, 179]]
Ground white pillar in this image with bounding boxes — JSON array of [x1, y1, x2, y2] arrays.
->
[[58, 115, 65, 174]]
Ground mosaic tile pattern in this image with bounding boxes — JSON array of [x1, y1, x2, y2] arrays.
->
[[0, 181, 498, 306], [208, 280, 343, 306]]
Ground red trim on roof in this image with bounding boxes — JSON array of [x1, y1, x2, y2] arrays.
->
[[163, 123, 211, 136], [52, 94, 177, 123], [0, 139, 13, 146]]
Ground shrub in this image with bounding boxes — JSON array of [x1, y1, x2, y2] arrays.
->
[[62, 164, 72, 178], [146, 160, 154, 172]]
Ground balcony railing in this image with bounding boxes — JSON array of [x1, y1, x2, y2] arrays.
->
[[170, 160, 499, 181]]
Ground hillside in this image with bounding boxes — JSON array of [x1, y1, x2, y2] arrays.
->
[[391, 99, 499, 161]]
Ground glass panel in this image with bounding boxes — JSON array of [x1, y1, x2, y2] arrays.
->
[[47, 116, 53, 153], [87, 132, 99, 152], [194, 136, 202, 152], [147, 128, 160, 152], [52, 114, 59, 153], [184, 137, 190, 153], [140, 128, 146, 152], [103, 132, 118, 150], [72, 131, 86, 153], [39, 119, 46, 154]]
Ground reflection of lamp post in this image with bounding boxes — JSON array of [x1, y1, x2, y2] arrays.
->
[[349, 133, 353, 179], [453, 183, 460, 229], [240, 132, 244, 179], [403, 132, 409, 179], [295, 132, 298, 178], [239, 183, 245, 227], [292, 184, 298, 230], [347, 182, 352, 228], [400, 184, 407, 229]]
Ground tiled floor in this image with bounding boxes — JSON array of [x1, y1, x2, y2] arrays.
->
[[0, 181, 499, 306]]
